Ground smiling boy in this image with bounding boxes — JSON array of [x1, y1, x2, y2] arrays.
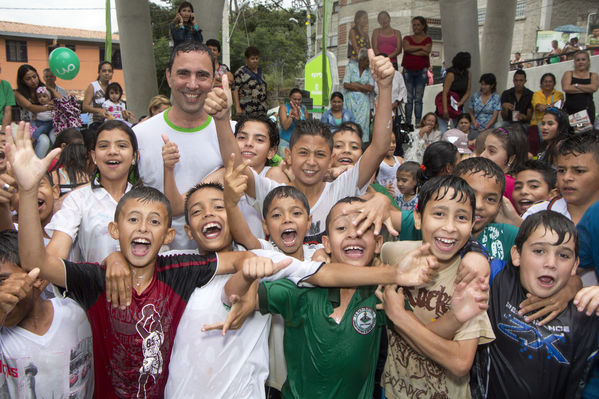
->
[[512, 160, 557, 215], [471, 211, 598, 398]]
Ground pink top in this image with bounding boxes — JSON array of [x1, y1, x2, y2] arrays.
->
[[377, 34, 399, 63], [505, 174, 516, 207]]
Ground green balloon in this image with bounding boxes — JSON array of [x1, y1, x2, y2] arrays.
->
[[49, 48, 80, 80]]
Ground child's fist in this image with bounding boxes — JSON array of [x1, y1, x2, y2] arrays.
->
[[369, 49, 394, 88]]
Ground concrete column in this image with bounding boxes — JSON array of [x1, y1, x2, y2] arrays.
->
[[194, 0, 225, 43], [439, 0, 481, 93], [115, 0, 158, 118], [481, 0, 517, 93], [222, 0, 230, 67]]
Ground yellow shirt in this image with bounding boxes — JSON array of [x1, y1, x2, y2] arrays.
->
[[531, 89, 564, 125]]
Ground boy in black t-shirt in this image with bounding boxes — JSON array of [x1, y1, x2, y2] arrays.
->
[[8, 122, 252, 398], [471, 210, 598, 399]]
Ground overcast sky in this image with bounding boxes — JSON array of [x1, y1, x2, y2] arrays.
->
[[0, 0, 170, 32]]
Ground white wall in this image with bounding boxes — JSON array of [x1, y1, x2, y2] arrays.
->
[[419, 54, 599, 125]]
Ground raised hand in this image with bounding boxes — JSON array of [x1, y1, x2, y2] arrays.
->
[[394, 243, 439, 286], [5, 122, 61, 192], [0, 268, 40, 321], [369, 49, 394, 89], [223, 153, 248, 208], [161, 134, 180, 170], [451, 276, 489, 324], [344, 192, 398, 236], [205, 74, 232, 121]]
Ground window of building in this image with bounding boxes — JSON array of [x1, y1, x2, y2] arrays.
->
[[99, 48, 123, 69], [328, 34, 338, 47], [48, 44, 76, 56], [428, 26, 442, 41], [5, 40, 27, 62], [332, 1, 339, 13], [478, 8, 486, 25], [516, 0, 526, 18]]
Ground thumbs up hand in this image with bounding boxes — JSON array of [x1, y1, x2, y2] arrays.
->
[[205, 74, 232, 121], [161, 133, 180, 170], [369, 48, 394, 89]]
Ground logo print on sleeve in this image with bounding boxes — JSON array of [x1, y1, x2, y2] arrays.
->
[[136, 304, 165, 399]]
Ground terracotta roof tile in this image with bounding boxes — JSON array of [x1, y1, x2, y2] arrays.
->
[[0, 20, 119, 42]]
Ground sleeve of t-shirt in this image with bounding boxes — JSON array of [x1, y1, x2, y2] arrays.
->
[[398, 210, 422, 241], [2, 81, 15, 106], [62, 259, 106, 310], [158, 253, 218, 292], [247, 170, 284, 217], [500, 90, 510, 104], [258, 279, 304, 322], [521, 201, 549, 220], [331, 158, 369, 198], [531, 91, 542, 108], [454, 310, 496, 344], [577, 204, 599, 270], [232, 69, 242, 91], [45, 190, 83, 240]]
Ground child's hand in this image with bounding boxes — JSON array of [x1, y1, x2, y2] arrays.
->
[[0, 172, 17, 205], [394, 243, 439, 286], [0, 268, 40, 318], [494, 196, 522, 227], [205, 74, 232, 121], [4, 122, 61, 193], [242, 256, 292, 280], [455, 252, 490, 286], [574, 286, 599, 316], [375, 285, 411, 325], [518, 287, 573, 326], [369, 49, 394, 89], [451, 276, 489, 323], [161, 134, 180, 170], [202, 281, 258, 335], [103, 251, 132, 309], [346, 192, 399, 236], [324, 165, 353, 182], [223, 153, 248, 208], [311, 248, 331, 263]]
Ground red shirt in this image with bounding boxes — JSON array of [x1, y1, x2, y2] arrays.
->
[[401, 36, 432, 71]]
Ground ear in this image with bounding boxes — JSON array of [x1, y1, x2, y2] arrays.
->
[[134, 150, 140, 164], [284, 146, 292, 162], [90, 150, 96, 165], [108, 221, 119, 240], [162, 227, 177, 245], [322, 234, 332, 255], [547, 187, 559, 199], [184, 224, 194, 241], [413, 209, 422, 230], [262, 219, 270, 238], [267, 146, 277, 161], [166, 68, 173, 88], [571, 256, 580, 276], [374, 234, 383, 255], [51, 183, 60, 200], [511, 245, 521, 267]]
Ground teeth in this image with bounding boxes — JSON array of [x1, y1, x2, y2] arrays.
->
[[344, 246, 364, 251], [303, 170, 317, 175], [184, 93, 198, 98], [202, 223, 221, 233], [107, 160, 120, 165], [283, 229, 295, 233], [437, 238, 455, 244], [133, 238, 150, 244]]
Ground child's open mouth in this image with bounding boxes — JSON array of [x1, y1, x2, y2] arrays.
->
[[281, 229, 297, 247], [337, 157, 354, 165], [202, 222, 222, 239], [434, 237, 457, 252], [131, 238, 151, 256], [538, 275, 555, 288], [37, 198, 46, 211], [343, 245, 364, 258], [518, 199, 533, 211]]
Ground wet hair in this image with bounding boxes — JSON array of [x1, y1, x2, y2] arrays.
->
[[330, 91, 344, 102], [0, 230, 19, 266], [147, 95, 171, 116], [418, 112, 439, 129], [50, 142, 89, 186], [325, 196, 366, 234], [514, 69, 526, 79], [397, 161, 424, 193], [557, 132, 599, 167], [183, 182, 224, 225], [16, 64, 44, 101], [479, 73, 497, 92], [354, 10, 368, 26], [289, 88, 303, 98], [540, 72, 556, 85], [412, 16, 428, 34], [289, 119, 333, 151], [50, 128, 84, 151], [453, 156, 507, 194], [421, 141, 458, 180], [90, 120, 141, 189], [514, 210, 578, 256], [416, 175, 476, 219], [486, 125, 529, 174], [96, 61, 113, 81], [168, 41, 215, 74], [205, 39, 221, 53], [515, 159, 557, 190], [114, 186, 172, 227], [540, 108, 572, 165], [335, 121, 363, 142], [105, 82, 123, 101], [451, 52, 471, 71], [262, 186, 310, 219], [245, 46, 260, 58], [234, 113, 280, 153]]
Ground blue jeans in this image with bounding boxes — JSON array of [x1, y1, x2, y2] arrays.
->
[[403, 68, 427, 125], [31, 120, 53, 158]]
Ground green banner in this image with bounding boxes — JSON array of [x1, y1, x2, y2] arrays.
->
[[305, 53, 332, 108]]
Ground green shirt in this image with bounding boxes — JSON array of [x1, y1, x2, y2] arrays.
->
[[259, 279, 385, 399], [370, 183, 400, 209], [476, 222, 519, 263], [0, 80, 15, 122]]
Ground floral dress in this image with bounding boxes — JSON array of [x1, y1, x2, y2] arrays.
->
[[343, 62, 374, 142]]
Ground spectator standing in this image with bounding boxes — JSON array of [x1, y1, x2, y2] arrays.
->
[[278, 88, 306, 153], [233, 46, 268, 117], [81, 61, 113, 132], [206, 39, 233, 89], [562, 50, 598, 125], [510, 52, 523, 70], [372, 11, 401, 70], [589, 26, 599, 55], [343, 48, 375, 143], [347, 10, 370, 63], [438, 51, 471, 132], [42, 68, 68, 98], [401, 16, 432, 127], [0, 62, 14, 130], [531, 73, 564, 126], [500, 69, 533, 125], [170, 1, 202, 47], [548, 40, 562, 64]]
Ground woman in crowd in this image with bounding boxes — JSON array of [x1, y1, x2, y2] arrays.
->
[[531, 73, 564, 127], [82, 61, 113, 132], [321, 92, 355, 132], [372, 11, 401, 70], [278, 88, 306, 153], [401, 16, 432, 127], [347, 10, 370, 63], [343, 48, 375, 143], [170, 1, 202, 47], [139, 95, 171, 123], [562, 50, 598, 124], [548, 40, 562, 64], [438, 51, 471, 132], [14, 64, 61, 157], [469, 73, 501, 135], [403, 112, 441, 163], [206, 38, 234, 88]]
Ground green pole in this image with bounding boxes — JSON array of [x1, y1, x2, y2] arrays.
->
[[105, 0, 112, 62], [321, 0, 333, 108]]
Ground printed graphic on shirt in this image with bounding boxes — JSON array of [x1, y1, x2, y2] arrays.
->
[[404, 285, 451, 319], [136, 304, 165, 399], [479, 225, 506, 261], [352, 307, 377, 335]]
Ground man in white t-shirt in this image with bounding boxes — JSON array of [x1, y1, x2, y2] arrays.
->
[[0, 230, 93, 398], [133, 41, 238, 250]]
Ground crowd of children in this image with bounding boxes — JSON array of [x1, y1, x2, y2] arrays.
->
[[0, 39, 599, 399]]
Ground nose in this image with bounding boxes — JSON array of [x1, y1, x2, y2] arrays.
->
[[562, 169, 574, 182], [138, 219, 148, 233], [306, 153, 317, 165]]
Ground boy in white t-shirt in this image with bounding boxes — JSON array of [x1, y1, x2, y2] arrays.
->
[[0, 230, 94, 398]]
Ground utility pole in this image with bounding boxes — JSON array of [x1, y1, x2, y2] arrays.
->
[[222, 0, 230, 67]]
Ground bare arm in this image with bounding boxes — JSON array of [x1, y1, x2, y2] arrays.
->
[[13, 91, 47, 115], [458, 71, 472, 107], [484, 110, 499, 130], [389, 30, 403, 59], [279, 104, 293, 130], [441, 72, 455, 118], [562, 71, 599, 94], [81, 84, 105, 117]]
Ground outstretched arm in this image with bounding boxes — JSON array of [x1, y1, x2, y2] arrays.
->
[[6, 123, 66, 286]]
